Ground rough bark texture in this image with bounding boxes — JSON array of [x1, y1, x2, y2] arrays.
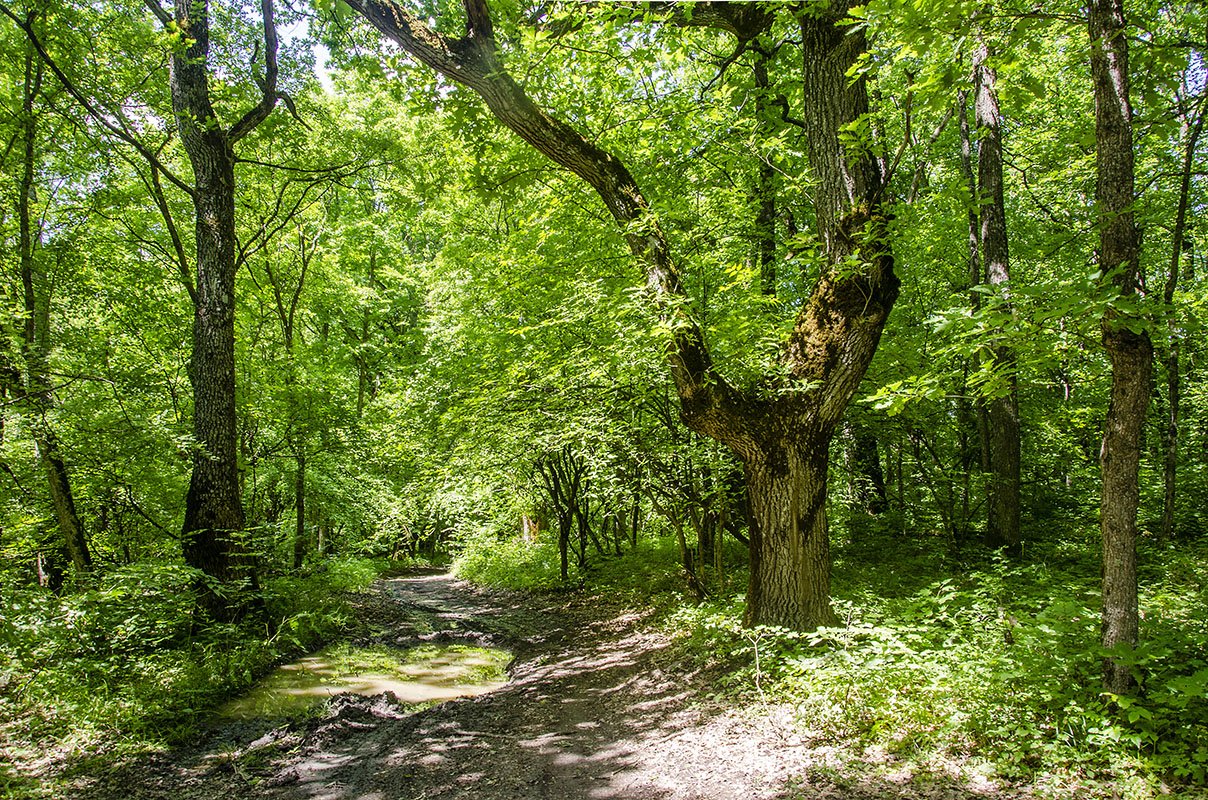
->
[[1089, 0, 1152, 695], [973, 43, 1022, 553], [744, 436, 836, 627], [345, 0, 897, 630], [174, 57, 249, 614], [168, 0, 279, 619], [958, 88, 992, 487]]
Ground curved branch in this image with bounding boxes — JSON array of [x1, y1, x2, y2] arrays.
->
[[346, 0, 750, 443], [147, 160, 198, 304], [142, 0, 171, 25], [229, 0, 281, 142]]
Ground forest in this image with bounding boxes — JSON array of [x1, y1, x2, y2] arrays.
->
[[0, 0, 1206, 797]]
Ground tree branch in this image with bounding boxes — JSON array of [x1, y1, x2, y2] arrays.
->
[[345, 0, 751, 446], [0, 2, 195, 197], [147, 160, 198, 304], [229, 0, 281, 142], [142, 0, 171, 25]]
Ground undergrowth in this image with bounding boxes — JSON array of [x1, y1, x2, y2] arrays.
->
[[668, 534, 1208, 798], [453, 522, 1208, 796], [452, 531, 568, 590], [0, 556, 389, 797], [453, 529, 737, 603]]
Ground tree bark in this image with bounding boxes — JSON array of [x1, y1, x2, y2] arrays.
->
[[346, 0, 897, 630], [752, 49, 776, 298], [973, 42, 1022, 553], [166, 0, 281, 620], [744, 436, 836, 627], [845, 422, 887, 516], [1088, 0, 1152, 695], [957, 88, 992, 483], [1159, 104, 1203, 541]]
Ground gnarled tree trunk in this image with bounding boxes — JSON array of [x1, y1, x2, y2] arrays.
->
[[744, 433, 836, 627], [347, 0, 897, 630]]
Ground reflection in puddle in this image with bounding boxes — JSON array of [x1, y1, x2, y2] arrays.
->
[[219, 643, 511, 719]]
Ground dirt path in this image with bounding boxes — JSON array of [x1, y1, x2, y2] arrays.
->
[[73, 573, 1011, 800]]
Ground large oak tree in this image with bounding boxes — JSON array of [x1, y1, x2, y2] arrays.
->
[[343, 0, 899, 630]]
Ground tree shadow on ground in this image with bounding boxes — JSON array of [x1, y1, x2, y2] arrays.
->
[[67, 573, 1027, 800], [265, 612, 1023, 800]]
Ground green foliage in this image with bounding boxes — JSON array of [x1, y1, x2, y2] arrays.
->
[[0, 557, 386, 791], [452, 532, 568, 591], [668, 535, 1208, 793], [1, 0, 1207, 796]]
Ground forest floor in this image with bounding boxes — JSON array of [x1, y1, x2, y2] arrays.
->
[[68, 572, 1030, 800]]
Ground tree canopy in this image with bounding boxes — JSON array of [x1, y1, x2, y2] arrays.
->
[[1, 0, 1207, 794]]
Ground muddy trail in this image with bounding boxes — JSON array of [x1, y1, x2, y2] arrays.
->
[[72, 574, 1014, 800]]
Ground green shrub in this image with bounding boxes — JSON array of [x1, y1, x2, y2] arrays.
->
[[0, 555, 389, 791], [452, 531, 567, 590], [666, 537, 1208, 796]]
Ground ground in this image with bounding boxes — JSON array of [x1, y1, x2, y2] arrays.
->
[[70, 573, 1024, 800]]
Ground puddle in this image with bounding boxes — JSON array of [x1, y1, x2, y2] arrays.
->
[[218, 643, 511, 720]]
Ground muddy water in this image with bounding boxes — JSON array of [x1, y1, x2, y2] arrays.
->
[[218, 643, 510, 720]]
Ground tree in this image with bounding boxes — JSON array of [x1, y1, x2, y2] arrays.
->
[[972, 38, 1022, 552], [343, 0, 898, 631], [10, 33, 92, 577], [1088, 0, 1151, 694], [3, 0, 292, 618]]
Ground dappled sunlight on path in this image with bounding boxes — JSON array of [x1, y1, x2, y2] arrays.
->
[[74, 573, 1028, 800]]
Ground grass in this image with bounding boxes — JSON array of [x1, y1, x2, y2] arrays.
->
[[0, 556, 391, 798], [5, 519, 1205, 799], [665, 529, 1208, 798]]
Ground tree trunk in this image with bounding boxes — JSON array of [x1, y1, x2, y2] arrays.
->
[[178, 137, 250, 616], [752, 50, 776, 298], [1089, 0, 1152, 695], [169, 0, 280, 620], [845, 422, 888, 515], [346, 0, 896, 631], [18, 47, 91, 576], [293, 450, 306, 570], [744, 436, 837, 628], [357, 251, 376, 417], [630, 494, 640, 548], [974, 43, 1022, 553], [957, 88, 992, 485], [1159, 106, 1203, 540]]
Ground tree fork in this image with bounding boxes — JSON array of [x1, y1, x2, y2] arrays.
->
[[346, 0, 898, 630]]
